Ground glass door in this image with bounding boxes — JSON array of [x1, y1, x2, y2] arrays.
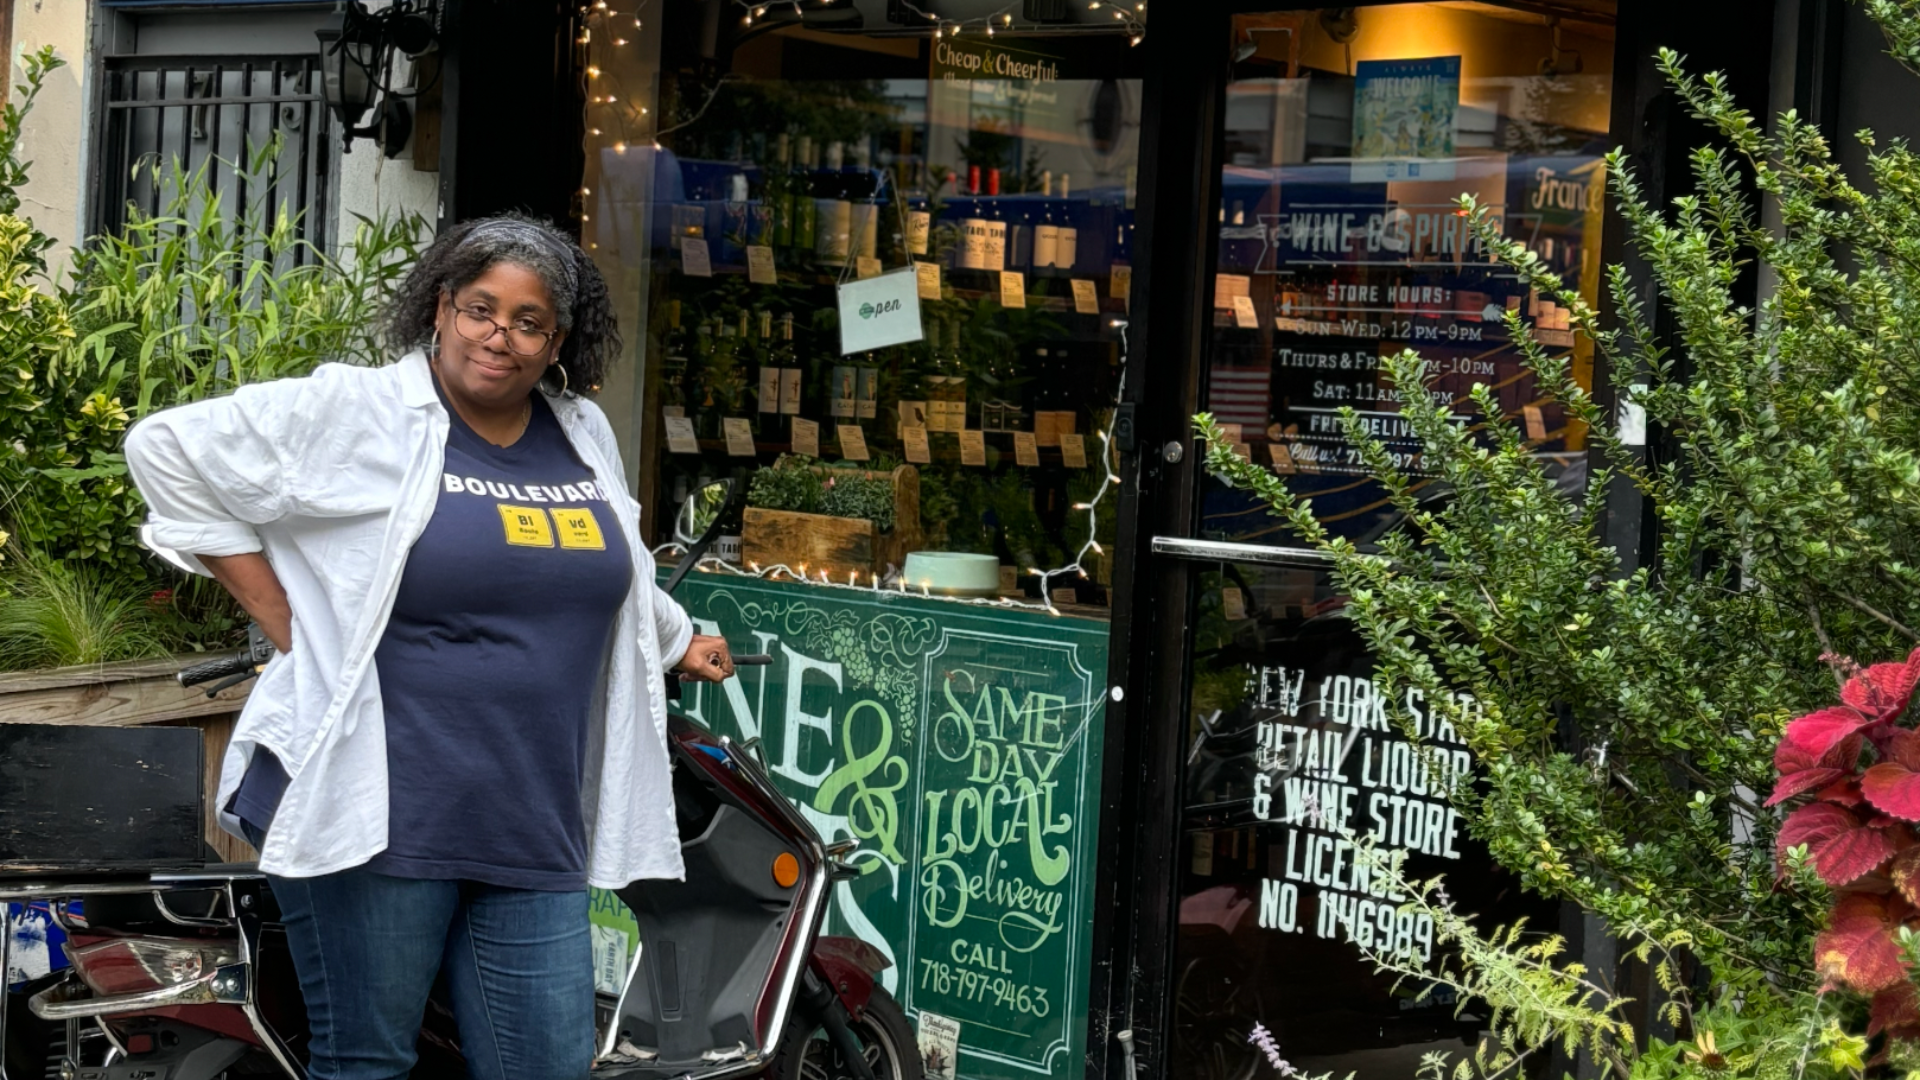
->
[[1156, 5, 1618, 1078]]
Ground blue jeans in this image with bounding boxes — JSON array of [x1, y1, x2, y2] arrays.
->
[[244, 824, 594, 1080]]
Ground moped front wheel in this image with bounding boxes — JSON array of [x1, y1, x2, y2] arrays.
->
[[770, 985, 923, 1080]]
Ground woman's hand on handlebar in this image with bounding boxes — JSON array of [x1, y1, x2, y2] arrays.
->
[[676, 634, 735, 682]]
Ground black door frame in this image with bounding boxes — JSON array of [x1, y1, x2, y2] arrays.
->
[[1091, 2, 1783, 1077]]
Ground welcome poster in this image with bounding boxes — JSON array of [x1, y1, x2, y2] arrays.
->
[[1351, 56, 1461, 182]]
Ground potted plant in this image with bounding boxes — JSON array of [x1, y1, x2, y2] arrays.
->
[[741, 455, 922, 582]]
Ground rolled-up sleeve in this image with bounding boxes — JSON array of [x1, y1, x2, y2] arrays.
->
[[124, 383, 298, 576]]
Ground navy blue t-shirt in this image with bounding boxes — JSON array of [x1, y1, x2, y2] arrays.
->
[[233, 389, 633, 890]]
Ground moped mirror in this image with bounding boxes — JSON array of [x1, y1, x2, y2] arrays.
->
[[673, 479, 734, 548], [662, 479, 736, 597]]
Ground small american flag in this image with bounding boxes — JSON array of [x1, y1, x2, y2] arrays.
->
[[1207, 365, 1272, 428]]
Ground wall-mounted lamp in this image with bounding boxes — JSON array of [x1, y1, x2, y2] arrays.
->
[[316, 1, 438, 157]]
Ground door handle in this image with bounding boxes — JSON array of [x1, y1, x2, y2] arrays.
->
[[1148, 536, 1345, 568]]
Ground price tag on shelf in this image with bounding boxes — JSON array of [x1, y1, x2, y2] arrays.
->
[[791, 417, 820, 458], [837, 424, 870, 462], [746, 245, 777, 285], [664, 415, 700, 454], [999, 271, 1026, 309], [1071, 279, 1099, 315], [902, 424, 932, 464], [1268, 442, 1296, 474], [1033, 411, 1065, 447], [915, 261, 943, 300], [1234, 442, 1253, 462], [1059, 433, 1088, 469], [959, 429, 987, 466], [680, 238, 712, 278], [1014, 431, 1040, 467], [1223, 586, 1248, 621], [723, 418, 757, 457], [1052, 587, 1078, 606], [1110, 264, 1132, 299], [1231, 295, 1259, 329], [998, 566, 1018, 594], [856, 256, 883, 280], [1218, 423, 1243, 444], [1523, 403, 1547, 441]]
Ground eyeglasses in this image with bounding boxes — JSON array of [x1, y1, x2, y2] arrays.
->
[[452, 305, 557, 357]]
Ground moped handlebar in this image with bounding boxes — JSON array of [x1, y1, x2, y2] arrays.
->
[[176, 649, 259, 689]]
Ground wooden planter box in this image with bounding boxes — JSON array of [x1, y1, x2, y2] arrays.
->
[[742, 464, 923, 582], [0, 655, 256, 862]]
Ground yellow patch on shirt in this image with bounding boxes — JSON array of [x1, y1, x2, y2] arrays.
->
[[552, 507, 606, 550], [498, 505, 555, 547]]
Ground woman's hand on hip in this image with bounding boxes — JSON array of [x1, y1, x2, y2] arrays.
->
[[676, 634, 735, 682], [200, 552, 293, 653]]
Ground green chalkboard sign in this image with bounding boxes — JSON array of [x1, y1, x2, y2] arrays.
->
[[658, 573, 1110, 1079]]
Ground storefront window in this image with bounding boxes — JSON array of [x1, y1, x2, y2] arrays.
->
[[587, 22, 1137, 607], [1176, 6, 1614, 1079], [1203, 5, 1612, 546], [578, 13, 1137, 1080]]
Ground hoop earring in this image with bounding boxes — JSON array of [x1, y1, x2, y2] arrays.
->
[[545, 362, 570, 396]]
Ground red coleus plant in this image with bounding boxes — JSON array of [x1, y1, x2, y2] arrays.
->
[[1771, 647, 1920, 1038]]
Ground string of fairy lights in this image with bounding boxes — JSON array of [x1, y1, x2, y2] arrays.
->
[[654, 319, 1131, 618], [574, 0, 1149, 166], [735, 0, 1147, 46]]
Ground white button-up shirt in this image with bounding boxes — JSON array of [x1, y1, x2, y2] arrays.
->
[[124, 350, 692, 887]]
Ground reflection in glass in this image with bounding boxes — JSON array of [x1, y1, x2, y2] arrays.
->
[[1176, 8, 1614, 1079], [1203, 5, 1615, 548]]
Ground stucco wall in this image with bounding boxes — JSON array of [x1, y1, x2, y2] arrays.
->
[[336, 60, 440, 243], [12, 1, 93, 284]]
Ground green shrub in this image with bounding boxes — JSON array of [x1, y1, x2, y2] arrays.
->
[[0, 551, 172, 669], [0, 45, 426, 666], [1195, 5, 1920, 1071]]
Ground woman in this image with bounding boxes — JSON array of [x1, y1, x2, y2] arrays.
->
[[124, 214, 732, 1080]]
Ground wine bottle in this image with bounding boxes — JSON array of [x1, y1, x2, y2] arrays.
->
[[755, 310, 778, 426], [849, 138, 880, 264], [770, 133, 793, 249], [983, 167, 1007, 273], [960, 165, 988, 273], [906, 161, 932, 258], [1033, 170, 1059, 273], [1055, 172, 1078, 272], [792, 136, 818, 260], [774, 313, 801, 418], [816, 141, 853, 266]]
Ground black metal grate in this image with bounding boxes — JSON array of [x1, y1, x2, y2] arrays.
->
[[93, 54, 334, 261]]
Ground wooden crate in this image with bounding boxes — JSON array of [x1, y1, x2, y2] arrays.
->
[[741, 463, 922, 581], [0, 723, 206, 872]]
